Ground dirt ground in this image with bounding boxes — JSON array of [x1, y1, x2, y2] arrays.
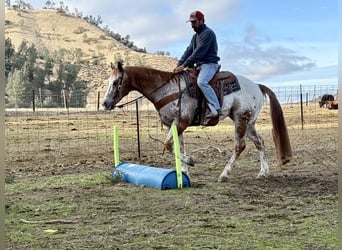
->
[[5, 105, 338, 249]]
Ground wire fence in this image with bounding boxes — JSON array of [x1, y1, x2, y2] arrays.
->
[[5, 84, 338, 170]]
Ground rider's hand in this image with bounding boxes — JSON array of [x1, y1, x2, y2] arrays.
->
[[173, 65, 185, 73]]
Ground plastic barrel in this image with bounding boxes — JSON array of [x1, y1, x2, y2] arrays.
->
[[112, 162, 191, 189]]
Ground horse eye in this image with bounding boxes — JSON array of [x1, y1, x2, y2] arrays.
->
[[112, 79, 119, 86]]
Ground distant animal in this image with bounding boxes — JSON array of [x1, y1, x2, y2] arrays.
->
[[327, 101, 338, 110], [319, 94, 334, 108], [103, 62, 292, 182]]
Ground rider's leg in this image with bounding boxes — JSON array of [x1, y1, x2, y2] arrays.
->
[[197, 63, 221, 116]]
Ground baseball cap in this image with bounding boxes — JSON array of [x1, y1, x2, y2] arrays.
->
[[187, 10, 205, 22]]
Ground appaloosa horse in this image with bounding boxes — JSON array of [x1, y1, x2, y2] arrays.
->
[[103, 62, 292, 182]]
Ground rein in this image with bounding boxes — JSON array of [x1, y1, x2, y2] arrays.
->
[[113, 68, 185, 111], [149, 72, 179, 96], [114, 95, 145, 108]]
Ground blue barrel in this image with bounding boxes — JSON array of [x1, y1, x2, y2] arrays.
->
[[112, 162, 191, 190]]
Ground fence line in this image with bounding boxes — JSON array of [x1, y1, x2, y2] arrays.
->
[[5, 85, 338, 169]]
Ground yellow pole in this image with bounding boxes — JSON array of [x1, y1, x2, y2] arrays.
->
[[113, 125, 120, 167], [171, 125, 183, 188]]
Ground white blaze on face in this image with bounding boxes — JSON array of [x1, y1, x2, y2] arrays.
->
[[104, 74, 116, 99], [103, 73, 120, 110]]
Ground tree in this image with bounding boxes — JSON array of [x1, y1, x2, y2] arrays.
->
[[5, 36, 90, 108], [5, 38, 15, 77], [73, 8, 83, 18], [51, 61, 82, 108], [11, 40, 29, 71], [69, 80, 88, 107], [23, 44, 38, 82], [43, 56, 54, 82], [83, 14, 103, 26], [5, 0, 11, 9], [96, 15, 103, 26], [14, 0, 32, 9], [45, 1, 51, 8], [58, 1, 64, 10], [60, 63, 80, 90], [6, 69, 26, 108]]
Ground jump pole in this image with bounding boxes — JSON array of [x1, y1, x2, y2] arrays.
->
[[113, 125, 120, 167], [112, 125, 190, 189], [171, 125, 183, 189]]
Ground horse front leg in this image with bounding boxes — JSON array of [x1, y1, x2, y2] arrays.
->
[[163, 127, 194, 176]]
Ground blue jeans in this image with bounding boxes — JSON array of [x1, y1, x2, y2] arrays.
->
[[197, 63, 220, 112]]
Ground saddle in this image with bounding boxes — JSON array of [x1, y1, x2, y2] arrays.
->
[[184, 67, 241, 126]]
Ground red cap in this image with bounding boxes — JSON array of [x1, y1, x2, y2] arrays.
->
[[187, 11, 205, 22]]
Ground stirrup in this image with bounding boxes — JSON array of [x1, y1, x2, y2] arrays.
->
[[206, 112, 219, 119]]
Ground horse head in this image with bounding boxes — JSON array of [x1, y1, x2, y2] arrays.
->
[[102, 61, 128, 110]]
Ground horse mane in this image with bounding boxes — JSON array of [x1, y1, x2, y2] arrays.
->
[[125, 66, 177, 84]]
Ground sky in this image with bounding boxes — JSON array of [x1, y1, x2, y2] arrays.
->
[[27, 0, 338, 87]]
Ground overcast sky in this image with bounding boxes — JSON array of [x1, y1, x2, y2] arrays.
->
[[27, 0, 338, 86]]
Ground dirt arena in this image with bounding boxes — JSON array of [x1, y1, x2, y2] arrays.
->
[[5, 104, 338, 249]]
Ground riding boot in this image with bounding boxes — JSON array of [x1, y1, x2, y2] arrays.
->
[[206, 108, 222, 119]]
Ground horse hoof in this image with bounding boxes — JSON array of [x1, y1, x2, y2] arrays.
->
[[187, 157, 195, 166], [218, 175, 228, 182], [182, 155, 195, 167], [256, 173, 267, 179]]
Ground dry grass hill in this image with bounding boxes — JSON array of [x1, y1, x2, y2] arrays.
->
[[5, 8, 178, 94]]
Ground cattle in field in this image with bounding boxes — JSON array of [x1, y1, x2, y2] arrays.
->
[[326, 100, 338, 109], [319, 94, 335, 108]]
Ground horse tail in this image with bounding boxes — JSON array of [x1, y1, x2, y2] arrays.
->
[[258, 84, 292, 165]]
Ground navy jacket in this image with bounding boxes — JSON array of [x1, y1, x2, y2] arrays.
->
[[177, 24, 220, 67]]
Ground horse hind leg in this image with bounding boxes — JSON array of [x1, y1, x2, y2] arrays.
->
[[246, 124, 269, 178]]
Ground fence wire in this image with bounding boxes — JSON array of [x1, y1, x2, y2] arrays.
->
[[5, 85, 338, 170]]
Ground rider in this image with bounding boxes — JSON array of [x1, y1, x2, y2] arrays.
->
[[173, 10, 222, 119]]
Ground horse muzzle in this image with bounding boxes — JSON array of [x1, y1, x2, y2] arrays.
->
[[102, 100, 115, 110]]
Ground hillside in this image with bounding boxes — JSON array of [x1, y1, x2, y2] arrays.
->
[[5, 9, 178, 93]]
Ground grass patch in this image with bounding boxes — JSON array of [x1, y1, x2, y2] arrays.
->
[[5, 171, 112, 194]]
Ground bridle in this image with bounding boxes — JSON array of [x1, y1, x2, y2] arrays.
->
[[110, 67, 146, 109]]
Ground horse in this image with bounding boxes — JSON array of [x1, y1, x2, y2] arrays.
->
[[102, 62, 292, 182]]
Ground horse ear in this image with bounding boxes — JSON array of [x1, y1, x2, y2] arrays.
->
[[110, 62, 115, 69], [117, 61, 124, 73]]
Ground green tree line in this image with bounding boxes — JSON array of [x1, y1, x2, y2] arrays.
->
[[5, 38, 88, 108]]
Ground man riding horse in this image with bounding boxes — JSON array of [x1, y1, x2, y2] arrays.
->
[[173, 10, 222, 119], [102, 11, 292, 181]]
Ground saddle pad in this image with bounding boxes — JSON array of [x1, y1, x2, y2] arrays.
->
[[184, 70, 241, 100]]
